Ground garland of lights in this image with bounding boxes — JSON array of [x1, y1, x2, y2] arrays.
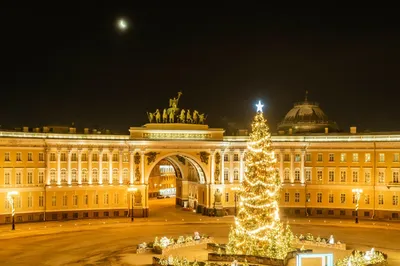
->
[[226, 107, 294, 259]]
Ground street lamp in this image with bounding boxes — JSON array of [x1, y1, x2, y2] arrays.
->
[[7, 191, 19, 230], [127, 187, 137, 222], [352, 188, 363, 224], [231, 187, 240, 216]]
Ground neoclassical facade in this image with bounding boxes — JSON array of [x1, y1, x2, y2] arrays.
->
[[1, 95, 400, 223]]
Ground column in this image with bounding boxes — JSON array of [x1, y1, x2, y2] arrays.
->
[[57, 150, 61, 185], [229, 151, 234, 183], [67, 150, 72, 185], [140, 151, 145, 184], [119, 150, 123, 184], [221, 151, 225, 185], [88, 149, 93, 184], [210, 150, 215, 184], [99, 149, 103, 184], [108, 150, 113, 184], [78, 149, 82, 184], [46, 148, 51, 185], [280, 150, 284, 183], [290, 150, 294, 183], [129, 151, 134, 184], [239, 150, 244, 182], [300, 150, 305, 183]]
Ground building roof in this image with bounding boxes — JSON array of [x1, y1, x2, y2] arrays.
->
[[277, 92, 339, 134]]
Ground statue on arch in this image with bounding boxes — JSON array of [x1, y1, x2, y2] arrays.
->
[[192, 110, 199, 124], [154, 109, 161, 123], [186, 109, 193, 123], [162, 109, 168, 123], [169, 91, 182, 109], [169, 110, 175, 123], [198, 113, 207, 124], [179, 109, 186, 123], [146, 111, 154, 123]]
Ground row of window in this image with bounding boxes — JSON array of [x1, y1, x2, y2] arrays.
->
[[3, 168, 131, 185], [284, 192, 398, 205], [4, 193, 125, 209], [283, 168, 399, 184], [280, 152, 397, 163]]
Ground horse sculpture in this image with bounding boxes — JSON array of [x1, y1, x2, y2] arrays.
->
[[186, 109, 193, 123], [179, 109, 186, 123], [192, 110, 199, 124], [162, 109, 168, 123], [154, 109, 161, 123], [147, 112, 154, 123], [169, 110, 175, 123], [198, 113, 207, 124]]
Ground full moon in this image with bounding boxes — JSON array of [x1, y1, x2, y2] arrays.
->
[[117, 18, 128, 31]]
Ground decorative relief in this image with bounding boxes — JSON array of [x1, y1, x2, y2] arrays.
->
[[198, 151, 210, 165], [134, 152, 141, 165], [135, 167, 140, 182], [145, 152, 160, 165], [142, 133, 211, 140], [214, 152, 221, 183], [134, 190, 142, 205], [176, 155, 186, 165]]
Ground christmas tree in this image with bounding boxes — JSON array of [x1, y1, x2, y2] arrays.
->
[[226, 101, 293, 259]]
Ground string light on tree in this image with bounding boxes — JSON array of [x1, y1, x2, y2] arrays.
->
[[226, 100, 294, 259]]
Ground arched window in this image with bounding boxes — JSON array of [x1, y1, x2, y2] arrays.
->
[[295, 169, 300, 181], [50, 169, 56, 183], [112, 168, 118, 183], [82, 169, 88, 182], [61, 169, 67, 182], [123, 168, 129, 183], [103, 168, 109, 178], [71, 169, 77, 182], [234, 169, 239, 180], [92, 169, 98, 182], [284, 169, 290, 181]]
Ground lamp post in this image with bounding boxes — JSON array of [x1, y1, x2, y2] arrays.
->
[[127, 187, 137, 222], [7, 191, 19, 230], [232, 187, 240, 216], [352, 188, 363, 224]]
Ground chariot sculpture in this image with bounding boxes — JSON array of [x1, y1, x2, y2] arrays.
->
[[146, 91, 207, 124]]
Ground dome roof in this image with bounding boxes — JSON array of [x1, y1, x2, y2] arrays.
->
[[277, 93, 339, 134]]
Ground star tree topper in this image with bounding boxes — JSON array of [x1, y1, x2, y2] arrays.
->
[[256, 101, 264, 112]]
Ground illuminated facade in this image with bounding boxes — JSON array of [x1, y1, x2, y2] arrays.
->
[[1, 95, 400, 223]]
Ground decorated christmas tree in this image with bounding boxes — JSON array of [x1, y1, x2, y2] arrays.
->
[[226, 101, 293, 259]]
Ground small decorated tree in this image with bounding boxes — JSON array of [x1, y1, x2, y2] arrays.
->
[[226, 101, 294, 259]]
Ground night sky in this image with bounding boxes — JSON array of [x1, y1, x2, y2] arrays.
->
[[2, 4, 400, 134]]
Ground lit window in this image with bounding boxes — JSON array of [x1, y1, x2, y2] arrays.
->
[[352, 153, 359, 162], [233, 169, 239, 180], [123, 169, 129, 183], [224, 170, 229, 181], [28, 152, 33, 161], [16, 172, 22, 184], [379, 153, 385, 162], [284, 193, 289, 202], [393, 195, 398, 206], [341, 193, 346, 203], [364, 194, 370, 204], [305, 170, 311, 182], [295, 192, 300, 203], [328, 171, 335, 182], [295, 154, 301, 162], [4, 152, 10, 161], [378, 171, 385, 183], [393, 171, 399, 183], [329, 153, 334, 162], [284, 169, 290, 181], [365, 153, 371, 162], [378, 195, 384, 205], [340, 171, 346, 182], [4, 172, 10, 185], [27, 172, 33, 184], [364, 171, 371, 184], [294, 170, 300, 181], [394, 153, 399, 162], [352, 171, 359, 182], [317, 193, 322, 203], [306, 193, 311, 202], [317, 170, 323, 181], [340, 153, 346, 162], [317, 154, 323, 162], [306, 153, 311, 162], [329, 194, 334, 203]]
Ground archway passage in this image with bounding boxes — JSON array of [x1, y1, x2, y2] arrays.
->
[[147, 154, 207, 216]]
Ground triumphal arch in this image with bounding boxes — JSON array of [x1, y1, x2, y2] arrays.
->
[[130, 92, 244, 216]]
